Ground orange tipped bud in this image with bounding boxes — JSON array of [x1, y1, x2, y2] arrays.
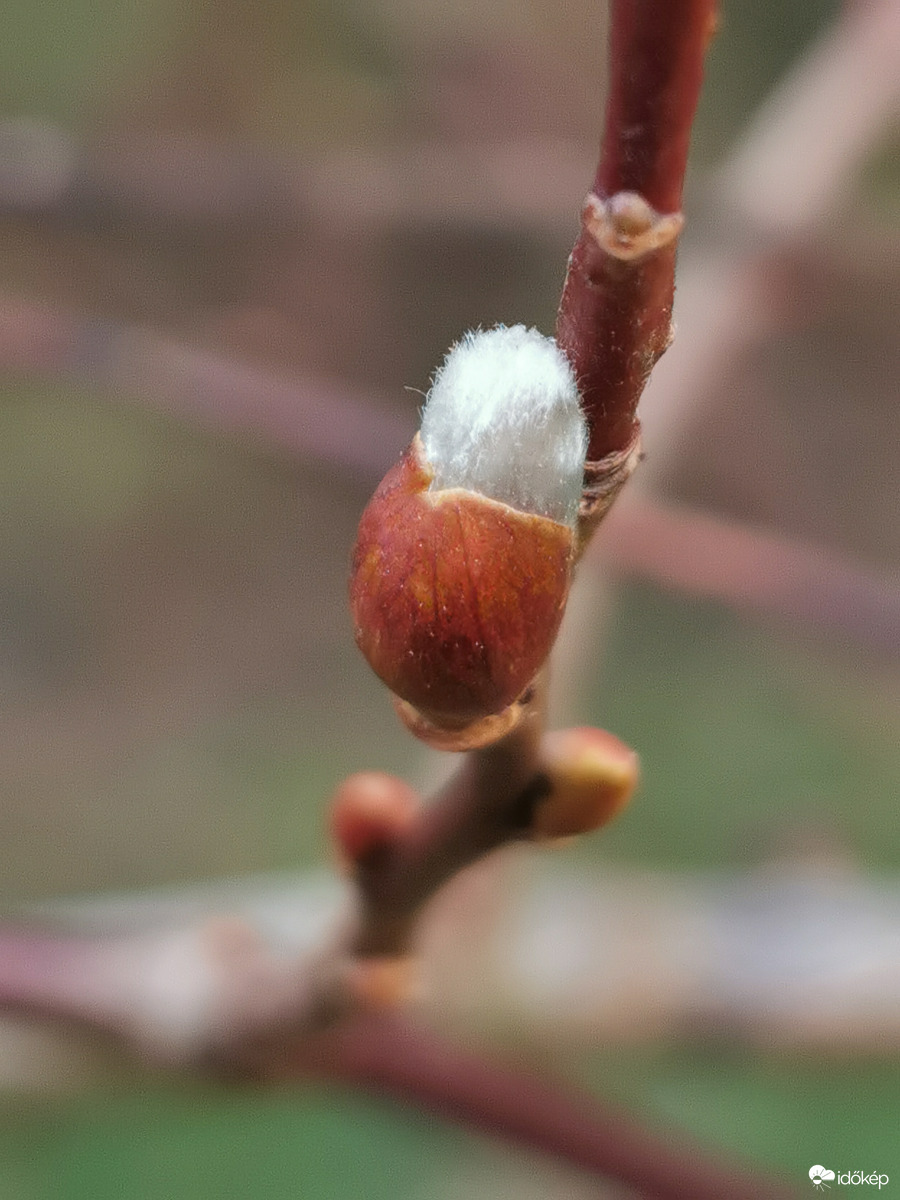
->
[[534, 726, 638, 839], [329, 771, 419, 866], [350, 436, 575, 740], [346, 955, 418, 1010]]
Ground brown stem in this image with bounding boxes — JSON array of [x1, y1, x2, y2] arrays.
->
[[351, 683, 547, 957], [557, 0, 716, 461], [596, 0, 713, 211], [265, 1012, 800, 1200], [0, 936, 796, 1198]]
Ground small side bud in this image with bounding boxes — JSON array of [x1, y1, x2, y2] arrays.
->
[[345, 955, 418, 1010], [582, 192, 684, 262], [533, 726, 638, 839], [329, 772, 419, 867], [350, 326, 587, 745]]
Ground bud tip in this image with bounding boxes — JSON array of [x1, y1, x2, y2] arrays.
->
[[535, 726, 638, 839], [329, 772, 419, 866], [420, 325, 586, 525]]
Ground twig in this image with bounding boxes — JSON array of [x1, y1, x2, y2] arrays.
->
[[639, 0, 900, 464], [0, 123, 594, 234], [349, 690, 548, 958], [715, 0, 900, 237], [263, 1012, 800, 1200], [557, 0, 714, 463], [599, 495, 900, 655], [0, 293, 410, 480], [0, 927, 797, 1197], [0, 919, 336, 1064]]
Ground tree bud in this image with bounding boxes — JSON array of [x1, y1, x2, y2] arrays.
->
[[350, 327, 587, 746], [329, 771, 419, 866], [534, 726, 638, 839], [345, 955, 417, 1009]]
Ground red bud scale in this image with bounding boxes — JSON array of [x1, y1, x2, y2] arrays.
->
[[350, 326, 587, 747]]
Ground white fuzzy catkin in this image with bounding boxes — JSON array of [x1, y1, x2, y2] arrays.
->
[[419, 325, 587, 526]]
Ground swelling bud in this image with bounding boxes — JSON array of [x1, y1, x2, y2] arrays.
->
[[329, 772, 419, 867], [534, 726, 638, 839], [350, 326, 587, 748]]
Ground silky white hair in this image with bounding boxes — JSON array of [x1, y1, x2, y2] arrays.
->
[[419, 325, 587, 526]]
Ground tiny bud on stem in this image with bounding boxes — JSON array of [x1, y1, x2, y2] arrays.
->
[[534, 727, 638, 839], [330, 772, 419, 866], [345, 955, 418, 1009]]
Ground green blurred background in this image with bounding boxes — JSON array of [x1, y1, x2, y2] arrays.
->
[[1, 0, 898, 1194]]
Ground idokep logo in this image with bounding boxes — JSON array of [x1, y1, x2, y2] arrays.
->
[[810, 1165, 890, 1190], [811, 1166, 836, 1189]]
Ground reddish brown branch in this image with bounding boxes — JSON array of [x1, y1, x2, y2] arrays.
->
[[351, 693, 546, 957], [0, 929, 796, 1196], [596, 0, 713, 211], [557, 0, 715, 461], [273, 1012, 800, 1200]]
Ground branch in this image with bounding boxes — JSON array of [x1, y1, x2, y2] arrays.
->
[[346, 692, 547, 958], [258, 1012, 800, 1200], [638, 0, 900, 467], [0, 122, 595, 234], [0, 919, 792, 1200], [715, 0, 900, 236], [557, 0, 715, 464], [0, 293, 410, 481], [598, 495, 900, 655], [0, 924, 797, 1197]]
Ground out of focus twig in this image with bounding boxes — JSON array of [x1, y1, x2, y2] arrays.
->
[[599, 495, 900, 656], [640, 0, 900, 462], [0, 293, 410, 479]]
